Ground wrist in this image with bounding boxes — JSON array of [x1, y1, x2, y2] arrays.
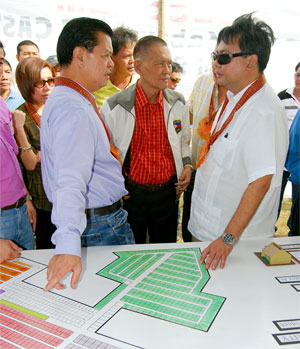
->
[[221, 233, 238, 246], [25, 195, 32, 202], [184, 164, 194, 170], [19, 144, 32, 151]]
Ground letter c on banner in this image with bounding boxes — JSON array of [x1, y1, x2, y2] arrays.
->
[[36, 17, 52, 39]]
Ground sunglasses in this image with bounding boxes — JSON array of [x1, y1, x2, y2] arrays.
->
[[34, 78, 55, 88], [170, 77, 181, 84], [211, 52, 252, 65]]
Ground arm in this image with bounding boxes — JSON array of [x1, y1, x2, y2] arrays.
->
[[200, 174, 273, 270], [12, 110, 40, 171], [24, 184, 37, 232], [41, 103, 97, 290], [175, 103, 192, 194], [0, 239, 23, 263]]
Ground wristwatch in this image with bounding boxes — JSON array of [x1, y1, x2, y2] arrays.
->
[[25, 195, 33, 202], [221, 233, 237, 246]]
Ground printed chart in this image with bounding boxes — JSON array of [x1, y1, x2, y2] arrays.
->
[[0, 237, 299, 348]]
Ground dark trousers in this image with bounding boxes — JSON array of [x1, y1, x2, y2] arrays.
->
[[35, 208, 56, 249], [123, 182, 178, 244], [277, 170, 290, 219], [181, 170, 195, 242], [289, 183, 300, 236]]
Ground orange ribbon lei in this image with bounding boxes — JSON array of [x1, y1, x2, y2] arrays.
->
[[25, 102, 41, 128], [196, 74, 266, 168]]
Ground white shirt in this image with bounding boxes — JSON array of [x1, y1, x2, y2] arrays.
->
[[188, 82, 289, 241], [187, 72, 218, 166]]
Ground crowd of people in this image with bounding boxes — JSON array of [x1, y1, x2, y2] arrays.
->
[[0, 13, 299, 290]]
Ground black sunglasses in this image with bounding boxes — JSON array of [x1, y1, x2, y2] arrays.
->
[[34, 78, 55, 88], [170, 77, 181, 84], [211, 52, 252, 65]]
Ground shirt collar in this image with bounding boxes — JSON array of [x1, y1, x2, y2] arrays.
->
[[227, 81, 253, 103], [135, 81, 164, 109]]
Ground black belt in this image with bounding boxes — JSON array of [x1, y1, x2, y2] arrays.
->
[[1, 195, 26, 210], [86, 200, 122, 218], [128, 176, 176, 192]]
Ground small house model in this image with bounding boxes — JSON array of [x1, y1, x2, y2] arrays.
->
[[261, 242, 292, 265]]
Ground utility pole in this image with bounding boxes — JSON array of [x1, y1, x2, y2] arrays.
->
[[158, 0, 165, 39]]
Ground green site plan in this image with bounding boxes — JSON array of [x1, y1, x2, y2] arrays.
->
[[95, 248, 225, 332]]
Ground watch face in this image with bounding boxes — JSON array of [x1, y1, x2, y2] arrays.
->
[[223, 233, 234, 245]]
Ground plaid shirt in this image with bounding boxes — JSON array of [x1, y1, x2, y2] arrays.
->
[[130, 83, 175, 184], [17, 103, 52, 211]]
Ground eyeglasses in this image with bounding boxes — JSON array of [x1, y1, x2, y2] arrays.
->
[[170, 77, 181, 84], [34, 78, 55, 88], [211, 52, 252, 65]]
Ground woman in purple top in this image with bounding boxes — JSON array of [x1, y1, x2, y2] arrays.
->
[[0, 40, 35, 251]]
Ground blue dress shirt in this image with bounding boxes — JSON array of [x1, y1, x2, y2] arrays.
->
[[5, 88, 24, 111], [40, 82, 128, 257]]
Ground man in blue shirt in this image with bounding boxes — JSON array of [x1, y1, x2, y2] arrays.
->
[[285, 109, 300, 235], [41, 17, 134, 292], [0, 59, 24, 110]]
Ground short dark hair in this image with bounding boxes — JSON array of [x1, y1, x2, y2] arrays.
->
[[3, 58, 12, 70], [57, 17, 113, 67], [0, 40, 5, 56], [171, 62, 183, 73], [217, 13, 275, 73], [16, 57, 55, 103], [112, 27, 138, 55], [17, 40, 39, 55], [134, 35, 167, 59], [295, 62, 300, 72]]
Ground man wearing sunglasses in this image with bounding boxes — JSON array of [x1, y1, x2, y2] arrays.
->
[[168, 62, 183, 90], [188, 13, 289, 270]]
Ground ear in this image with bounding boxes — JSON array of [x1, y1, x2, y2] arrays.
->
[[73, 46, 86, 66], [246, 54, 258, 71], [16, 54, 20, 62], [134, 59, 142, 75]]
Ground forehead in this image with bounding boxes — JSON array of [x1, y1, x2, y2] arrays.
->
[[171, 71, 181, 77], [216, 38, 240, 53], [40, 67, 53, 77], [93, 31, 112, 52], [0, 48, 4, 59], [20, 44, 39, 53], [146, 43, 171, 60], [3, 63, 11, 70]]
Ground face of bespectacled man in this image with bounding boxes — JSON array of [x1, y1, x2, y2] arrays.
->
[[212, 38, 254, 95], [168, 71, 181, 90]]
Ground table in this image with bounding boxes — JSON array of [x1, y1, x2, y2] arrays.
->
[[0, 236, 299, 348]]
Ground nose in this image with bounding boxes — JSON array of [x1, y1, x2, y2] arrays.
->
[[108, 56, 114, 69], [129, 55, 134, 64], [43, 82, 52, 91]]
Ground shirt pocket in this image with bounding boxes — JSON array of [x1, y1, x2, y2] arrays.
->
[[211, 136, 238, 170]]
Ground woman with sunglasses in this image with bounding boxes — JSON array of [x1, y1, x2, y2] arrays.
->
[[13, 57, 56, 249]]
